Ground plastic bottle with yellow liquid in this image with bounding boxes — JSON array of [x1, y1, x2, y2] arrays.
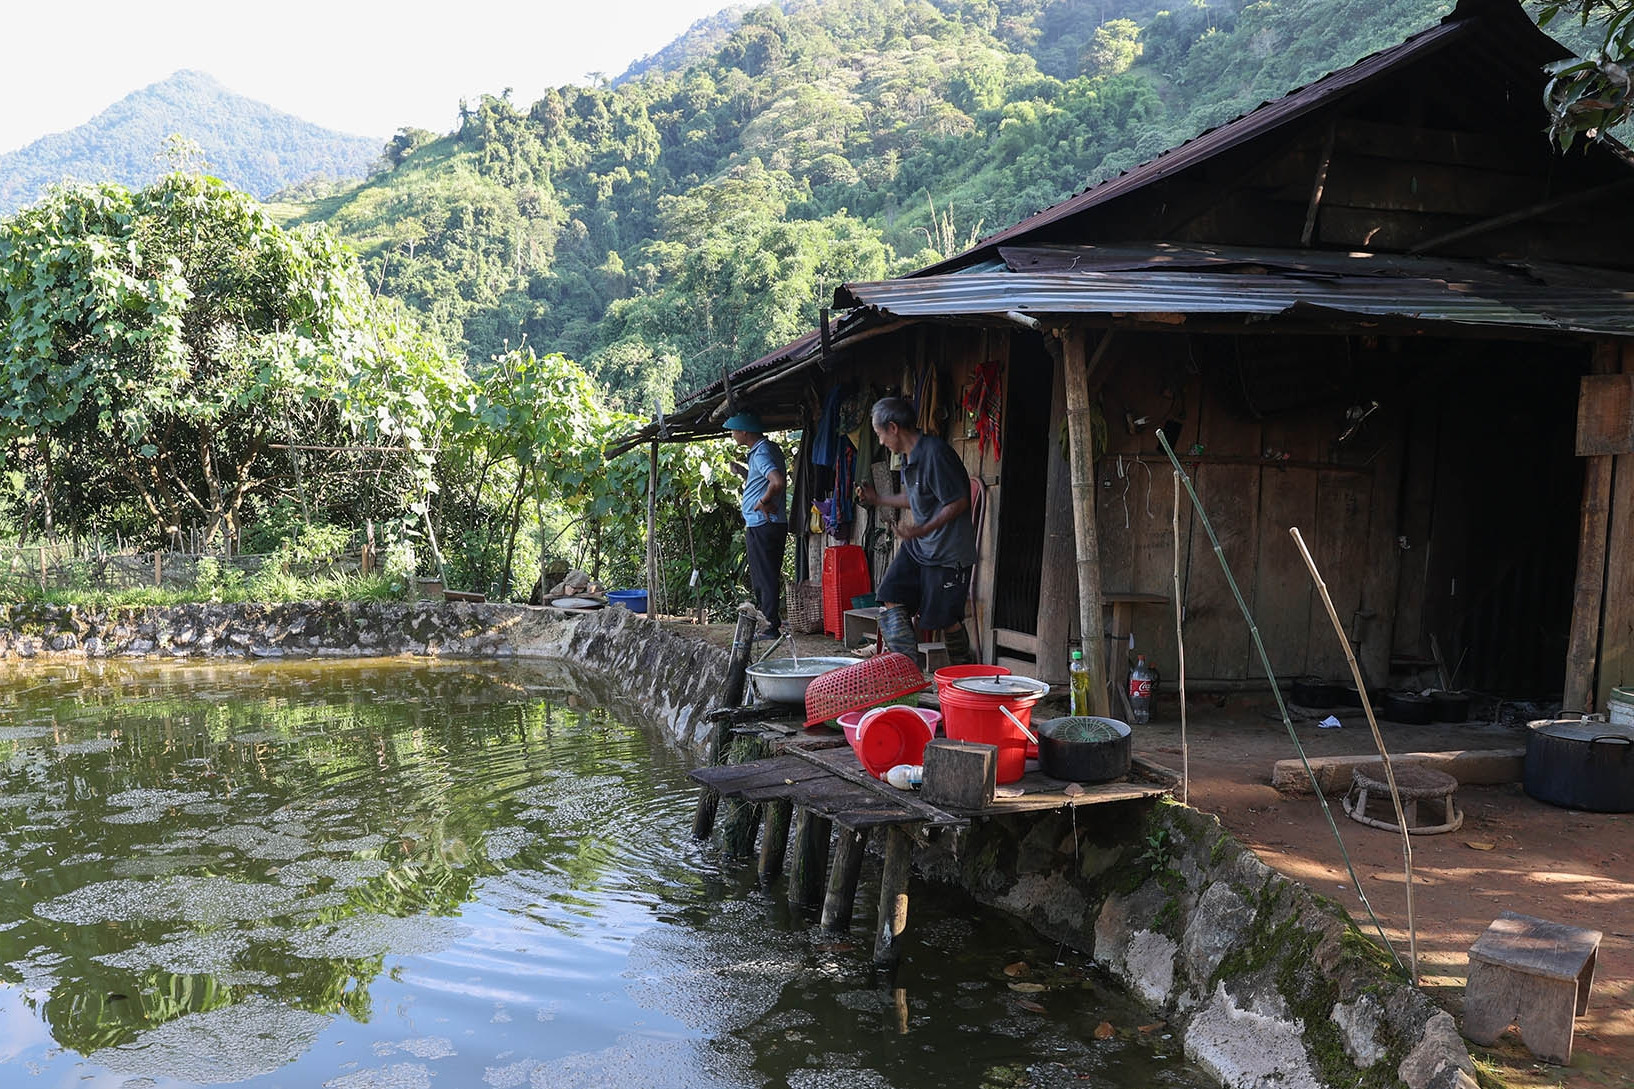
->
[[1069, 649, 1091, 717]]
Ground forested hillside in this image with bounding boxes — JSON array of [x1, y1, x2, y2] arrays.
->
[[290, 0, 1458, 406], [0, 70, 379, 214]]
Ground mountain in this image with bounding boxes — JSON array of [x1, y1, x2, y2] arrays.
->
[[288, 0, 1466, 404], [0, 70, 381, 214]]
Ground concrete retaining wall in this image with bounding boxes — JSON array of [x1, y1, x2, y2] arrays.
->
[[0, 601, 731, 748]]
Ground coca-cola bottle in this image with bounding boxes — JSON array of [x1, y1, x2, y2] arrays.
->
[[1128, 655, 1155, 724]]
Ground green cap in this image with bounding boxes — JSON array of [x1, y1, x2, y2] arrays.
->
[[1072, 649, 1082, 660]]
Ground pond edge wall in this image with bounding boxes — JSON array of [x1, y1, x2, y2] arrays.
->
[[1, 600, 1478, 1089]]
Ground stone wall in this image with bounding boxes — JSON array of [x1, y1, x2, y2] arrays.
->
[[0, 601, 732, 747], [919, 799, 1478, 1089]]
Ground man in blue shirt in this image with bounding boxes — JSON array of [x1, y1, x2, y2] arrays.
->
[[855, 397, 977, 665], [725, 411, 788, 641]]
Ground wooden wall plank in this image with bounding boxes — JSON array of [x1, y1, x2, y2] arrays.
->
[[1250, 415, 1321, 680], [1357, 402, 1407, 689], [1304, 470, 1374, 680], [1598, 346, 1634, 707], [1181, 372, 1263, 681]]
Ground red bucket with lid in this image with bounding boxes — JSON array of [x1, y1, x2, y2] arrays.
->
[[933, 665, 1036, 755], [939, 675, 1049, 783]]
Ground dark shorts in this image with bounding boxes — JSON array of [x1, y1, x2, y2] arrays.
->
[[876, 550, 970, 631]]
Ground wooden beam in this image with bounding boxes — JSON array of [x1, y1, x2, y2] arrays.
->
[[1599, 343, 1634, 708], [1410, 178, 1634, 255], [1564, 342, 1619, 713], [820, 826, 868, 932], [872, 826, 913, 965], [1062, 328, 1113, 717], [1034, 343, 1079, 683], [1301, 124, 1336, 247]]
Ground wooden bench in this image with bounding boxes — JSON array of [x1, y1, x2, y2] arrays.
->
[[1463, 911, 1602, 1064]]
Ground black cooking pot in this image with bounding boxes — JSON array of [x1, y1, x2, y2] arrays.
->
[[1524, 717, 1634, 812], [1291, 677, 1340, 707], [1037, 716, 1132, 783], [1430, 690, 1471, 722], [1383, 691, 1434, 725]]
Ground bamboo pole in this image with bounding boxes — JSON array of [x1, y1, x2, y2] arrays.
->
[[1171, 472, 1189, 805], [1290, 526, 1418, 986], [647, 436, 659, 619], [1062, 328, 1114, 717], [1154, 428, 1407, 978]]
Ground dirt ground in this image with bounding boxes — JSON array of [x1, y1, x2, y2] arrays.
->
[[663, 617, 1633, 1089]]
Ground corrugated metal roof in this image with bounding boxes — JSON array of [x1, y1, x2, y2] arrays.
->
[[834, 268, 1634, 335]]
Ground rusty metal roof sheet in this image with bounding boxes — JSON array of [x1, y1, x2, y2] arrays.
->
[[834, 267, 1634, 335]]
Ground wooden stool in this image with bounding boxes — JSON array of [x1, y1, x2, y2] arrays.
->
[[1463, 911, 1602, 1064], [1342, 761, 1463, 834]]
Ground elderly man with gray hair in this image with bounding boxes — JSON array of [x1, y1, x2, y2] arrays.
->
[[854, 396, 977, 666]]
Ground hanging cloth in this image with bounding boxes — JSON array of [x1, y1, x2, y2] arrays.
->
[[810, 386, 845, 467], [915, 360, 941, 434], [962, 360, 1004, 462]]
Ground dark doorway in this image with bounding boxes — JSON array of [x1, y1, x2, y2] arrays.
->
[[992, 334, 1055, 635]]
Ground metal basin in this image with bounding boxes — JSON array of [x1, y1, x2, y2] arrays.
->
[[746, 656, 858, 704]]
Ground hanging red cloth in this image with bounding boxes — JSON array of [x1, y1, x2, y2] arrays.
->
[[962, 360, 1003, 461]]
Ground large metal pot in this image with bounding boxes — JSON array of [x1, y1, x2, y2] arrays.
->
[[745, 657, 857, 704], [1036, 716, 1132, 783], [1523, 716, 1634, 812]]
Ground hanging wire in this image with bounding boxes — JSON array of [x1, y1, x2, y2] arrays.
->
[[1154, 429, 1408, 979]]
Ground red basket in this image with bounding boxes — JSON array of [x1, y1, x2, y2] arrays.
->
[[822, 545, 871, 638], [804, 652, 928, 727]]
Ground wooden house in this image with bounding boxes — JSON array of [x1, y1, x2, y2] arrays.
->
[[616, 0, 1634, 715]]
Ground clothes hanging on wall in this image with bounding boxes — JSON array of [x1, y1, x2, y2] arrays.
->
[[962, 360, 1004, 462], [810, 385, 845, 467]]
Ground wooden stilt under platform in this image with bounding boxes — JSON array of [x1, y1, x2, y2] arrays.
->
[[689, 731, 1172, 965]]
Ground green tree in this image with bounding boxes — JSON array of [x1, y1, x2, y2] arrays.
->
[[0, 173, 462, 546]]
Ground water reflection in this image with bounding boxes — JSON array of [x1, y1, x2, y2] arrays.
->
[[0, 660, 1211, 1088]]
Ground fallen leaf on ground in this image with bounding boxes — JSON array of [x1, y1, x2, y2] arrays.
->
[[1465, 841, 1496, 851], [1003, 961, 1030, 977], [1008, 981, 1047, 993], [1093, 1021, 1115, 1039], [1138, 1022, 1166, 1033], [1016, 999, 1047, 1013]]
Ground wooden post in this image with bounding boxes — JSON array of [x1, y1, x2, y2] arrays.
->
[[820, 825, 868, 932], [872, 825, 913, 965], [786, 807, 832, 908], [757, 799, 793, 885], [691, 608, 759, 839], [1062, 328, 1113, 717], [1564, 343, 1619, 712], [39, 546, 47, 591], [647, 436, 659, 619], [718, 734, 771, 857], [1035, 350, 1078, 681], [154, 550, 162, 588]]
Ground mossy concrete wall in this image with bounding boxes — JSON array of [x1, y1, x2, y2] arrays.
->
[[3, 600, 1479, 1088], [0, 601, 731, 747], [919, 799, 1479, 1089]]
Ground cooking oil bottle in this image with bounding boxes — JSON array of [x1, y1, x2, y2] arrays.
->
[[1069, 649, 1091, 716]]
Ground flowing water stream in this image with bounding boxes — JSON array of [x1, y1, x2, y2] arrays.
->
[[0, 659, 1214, 1089]]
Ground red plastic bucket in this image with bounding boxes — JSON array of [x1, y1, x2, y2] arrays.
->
[[933, 665, 1036, 755], [939, 681, 1043, 784]]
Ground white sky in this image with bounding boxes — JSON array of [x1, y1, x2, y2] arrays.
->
[[0, 0, 737, 154]]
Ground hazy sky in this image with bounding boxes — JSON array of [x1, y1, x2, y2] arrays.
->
[[0, 0, 737, 154]]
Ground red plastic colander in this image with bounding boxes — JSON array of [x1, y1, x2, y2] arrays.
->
[[803, 652, 929, 727]]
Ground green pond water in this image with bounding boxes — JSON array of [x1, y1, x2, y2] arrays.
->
[[0, 659, 1214, 1089]]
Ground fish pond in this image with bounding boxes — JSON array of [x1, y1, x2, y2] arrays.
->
[[0, 659, 1214, 1088]]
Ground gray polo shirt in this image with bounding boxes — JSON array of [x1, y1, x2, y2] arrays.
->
[[902, 434, 976, 567]]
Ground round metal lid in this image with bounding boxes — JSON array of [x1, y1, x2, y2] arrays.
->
[[950, 675, 1051, 697], [550, 596, 603, 609], [1529, 717, 1634, 744]]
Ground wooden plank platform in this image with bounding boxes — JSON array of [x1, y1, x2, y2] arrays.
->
[[689, 735, 1170, 823]]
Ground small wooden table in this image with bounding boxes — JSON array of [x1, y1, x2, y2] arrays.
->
[[1104, 592, 1168, 719], [1464, 911, 1601, 1064]]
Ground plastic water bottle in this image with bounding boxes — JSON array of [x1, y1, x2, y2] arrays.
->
[[885, 764, 923, 790], [1069, 649, 1091, 717], [1128, 655, 1155, 724]]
